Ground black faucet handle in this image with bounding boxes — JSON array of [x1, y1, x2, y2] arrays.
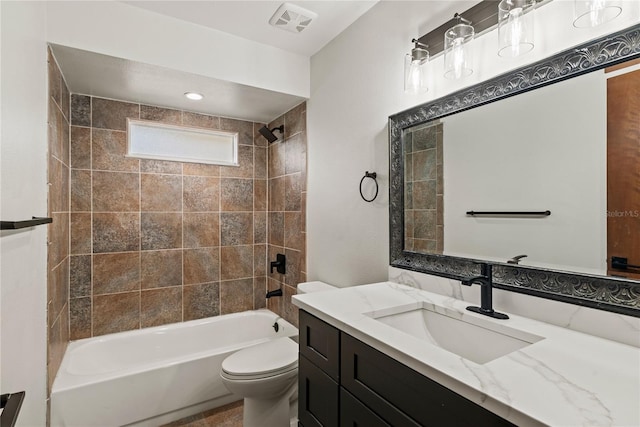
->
[[270, 253, 286, 274]]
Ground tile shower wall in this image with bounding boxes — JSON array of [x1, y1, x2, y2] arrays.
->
[[47, 49, 71, 391], [404, 122, 443, 254], [68, 95, 276, 339], [266, 103, 307, 328]]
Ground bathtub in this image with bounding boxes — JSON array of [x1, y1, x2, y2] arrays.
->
[[51, 309, 297, 427]]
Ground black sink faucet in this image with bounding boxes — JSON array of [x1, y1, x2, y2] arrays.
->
[[461, 263, 509, 319]]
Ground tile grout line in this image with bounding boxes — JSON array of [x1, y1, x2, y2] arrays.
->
[[181, 110, 185, 323], [137, 102, 142, 331], [218, 127, 223, 317], [89, 95, 94, 339]]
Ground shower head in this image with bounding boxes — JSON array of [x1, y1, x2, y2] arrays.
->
[[258, 125, 284, 143]]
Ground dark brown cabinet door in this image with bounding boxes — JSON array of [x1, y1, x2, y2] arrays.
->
[[340, 388, 390, 427], [298, 355, 339, 427], [299, 310, 340, 380], [341, 334, 514, 427]]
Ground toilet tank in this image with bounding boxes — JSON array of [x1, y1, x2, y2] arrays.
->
[[297, 281, 336, 294]]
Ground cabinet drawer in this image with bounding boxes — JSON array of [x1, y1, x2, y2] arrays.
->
[[298, 355, 339, 427], [340, 388, 391, 427], [299, 310, 340, 380], [341, 333, 515, 427]]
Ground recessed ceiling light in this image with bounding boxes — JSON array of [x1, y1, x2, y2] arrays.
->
[[184, 92, 204, 101]]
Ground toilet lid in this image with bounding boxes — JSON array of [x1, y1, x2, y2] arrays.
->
[[221, 337, 298, 377]]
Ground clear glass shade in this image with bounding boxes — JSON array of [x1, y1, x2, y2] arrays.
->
[[573, 0, 622, 28], [444, 23, 474, 80], [404, 47, 429, 93], [498, 0, 536, 58]]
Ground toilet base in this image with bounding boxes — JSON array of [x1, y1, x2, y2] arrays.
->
[[241, 382, 297, 427], [243, 397, 288, 427], [289, 396, 297, 426]]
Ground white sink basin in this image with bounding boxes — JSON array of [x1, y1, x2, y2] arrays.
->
[[366, 302, 544, 364]]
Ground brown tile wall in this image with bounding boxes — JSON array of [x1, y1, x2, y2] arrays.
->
[[68, 95, 278, 339], [266, 103, 307, 328], [69, 95, 306, 339], [47, 48, 71, 393], [404, 122, 444, 254]]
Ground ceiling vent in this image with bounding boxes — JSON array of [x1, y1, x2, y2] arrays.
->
[[269, 2, 317, 33]]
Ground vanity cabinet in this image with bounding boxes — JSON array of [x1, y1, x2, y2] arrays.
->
[[298, 355, 339, 427], [298, 310, 515, 427], [298, 310, 340, 427]]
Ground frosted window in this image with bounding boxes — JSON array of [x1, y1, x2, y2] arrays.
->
[[127, 119, 238, 166]]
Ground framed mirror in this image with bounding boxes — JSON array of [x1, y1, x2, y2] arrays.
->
[[389, 24, 640, 317]]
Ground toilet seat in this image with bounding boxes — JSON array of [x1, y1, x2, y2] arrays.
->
[[221, 337, 298, 380]]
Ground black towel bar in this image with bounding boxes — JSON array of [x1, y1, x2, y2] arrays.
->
[[1, 217, 52, 230], [466, 211, 551, 217]]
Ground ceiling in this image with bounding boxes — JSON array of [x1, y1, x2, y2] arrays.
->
[[122, 1, 379, 57], [51, 44, 308, 123], [52, 1, 379, 123]]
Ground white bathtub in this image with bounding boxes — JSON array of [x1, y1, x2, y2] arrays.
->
[[51, 309, 297, 427]]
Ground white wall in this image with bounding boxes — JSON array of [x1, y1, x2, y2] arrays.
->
[[0, 2, 49, 425], [46, 1, 310, 98], [307, 1, 472, 286], [307, 0, 640, 287]]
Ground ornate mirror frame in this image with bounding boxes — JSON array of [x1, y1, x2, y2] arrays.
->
[[389, 24, 640, 318]]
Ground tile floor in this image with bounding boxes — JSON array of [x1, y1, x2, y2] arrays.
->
[[161, 400, 243, 427]]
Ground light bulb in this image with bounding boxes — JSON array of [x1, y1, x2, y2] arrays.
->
[[452, 38, 466, 79], [444, 18, 474, 80], [498, 0, 535, 58], [404, 44, 429, 93]]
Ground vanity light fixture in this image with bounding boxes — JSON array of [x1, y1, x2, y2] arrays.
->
[[498, 0, 536, 58], [444, 13, 475, 80], [573, 0, 622, 28], [184, 92, 204, 101], [404, 39, 430, 93]]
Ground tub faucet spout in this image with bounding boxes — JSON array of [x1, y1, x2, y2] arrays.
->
[[461, 263, 509, 320], [266, 289, 283, 298]]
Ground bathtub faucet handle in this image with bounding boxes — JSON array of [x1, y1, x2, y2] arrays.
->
[[270, 253, 286, 274]]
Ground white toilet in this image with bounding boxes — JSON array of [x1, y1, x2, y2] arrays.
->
[[220, 281, 336, 427]]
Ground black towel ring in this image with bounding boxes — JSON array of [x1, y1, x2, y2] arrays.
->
[[359, 171, 378, 203]]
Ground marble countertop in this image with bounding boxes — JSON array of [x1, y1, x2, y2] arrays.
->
[[292, 282, 640, 427]]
